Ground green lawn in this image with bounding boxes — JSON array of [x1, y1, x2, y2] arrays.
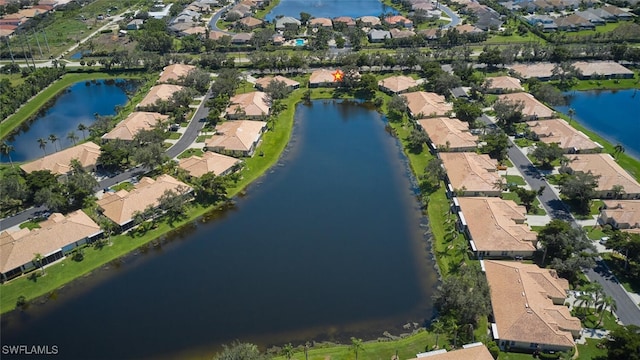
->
[[505, 175, 526, 186], [601, 253, 640, 295], [501, 192, 546, 215], [111, 181, 134, 192], [483, 31, 546, 45], [585, 226, 607, 241], [564, 21, 625, 37], [178, 148, 204, 159], [563, 73, 640, 91], [166, 132, 181, 140]]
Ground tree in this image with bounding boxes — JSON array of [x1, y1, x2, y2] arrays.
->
[[67, 131, 79, 146], [493, 99, 524, 133], [48, 134, 59, 152], [214, 342, 269, 360], [265, 79, 291, 100], [453, 100, 482, 125], [512, 186, 543, 213], [99, 139, 132, 172], [387, 94, 408, 122], [132, 143, 167, 170], [531, 142, 564, 169], [482, 131, 510, 162], [37, 137, 48, 155], [530, 83, 565, 106], [612, 184, 625, 200], [34, 187, 66, 212], [78, 123, 88, 139], [99, 217, 117, 246], [537, 219, 594, 266], [423, 158, 446, 189], [350, 337, 364, 360], [281, 343, 294, 360], [596, 295, 616, 327], [432, 73, 462, 96], [0, 142, 15, 167], [32, 253, 45, 275], [607, 325, 640, 360], [194, 172, 228, 204], [158, 187, 190, 223], [614, 143, 625, 159], [300, 12, 311, 25], [407, 128, 429, 153], [559, 171, 600, 215], [66, 159, 99, 209], [432, 265, 491, 327], [567, 108, 575, 124], [478, 46, 502, 69], [430, 319, 446, 349]]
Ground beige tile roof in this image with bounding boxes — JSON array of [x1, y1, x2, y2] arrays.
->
[[602, 200, 640, 230], [333, 16, 356, 26], [205, 120, 267, 153], [178, 151, 241, 177], [402, 91, 452, 118], [226, 91, 270, 117], [358, 16, 381, 26], [459, 197, 537, 252], [484, 260, 580, 349], [238, 16, 263, 27], [209, 30, 230, 40], [97, 175, 192, 226], [484, 76, 524, 92], [158, 64, 196, 83], [378, 75, 417, 93], [180, 26, 207, 35], [102, 112, 168, 141], [384, 15, 413, 25], [20, 142, 101, 176], [417, 117, 479, 150], [455, 24, 483, 33], [309, 69, 337, 85], [309, 17, 333, 27], [407, 344, 494, 360], [138, 84, 185, 108], [440, 152, 501, 193], [508, 63, 556, 79], [254, 75, 300, 90], [0, 210, 101, 274], [526, 119, 601, 152], [573, 61, 634, 78], [389, 28, 415, 38], [497, 92, 555, 119], [566, 154, 640, 194]]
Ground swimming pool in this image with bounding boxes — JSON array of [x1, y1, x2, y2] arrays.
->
[[295, 38, 304, 46]]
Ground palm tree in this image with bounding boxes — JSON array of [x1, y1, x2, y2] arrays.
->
[[567, 108, 575, 124], [596, 295, 617, 328], [281, 343, 294, 360], [67, 131, 79, 146], [32, 253, 45, 275], [48, 134, 59, 152], [78, 123, 88, 140], [0, 142, 15, 167], [37, 138, 48, 155], [350, 337, 364, 360], [613, 143, 625, 159], [573, 293, 594, 316], [445, 317, 459, 348], [612, 185, 625, 200], [431, 319, 445, 349]]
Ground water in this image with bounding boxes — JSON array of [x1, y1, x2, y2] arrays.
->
[[264, 0, 396, 21], [69, 50, 91, 60], [555, 89, 640, 159], [1, 79, 136, 163], [1, 100, 438, 360]]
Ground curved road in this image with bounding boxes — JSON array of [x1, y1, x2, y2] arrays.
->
[[438, 4, 461, 29]]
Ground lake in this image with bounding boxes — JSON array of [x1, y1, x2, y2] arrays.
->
[[1, 79, 136, 163], [264, 0, 396, 21], [1, 100, 438, 360], [556, 89, 640, 160]]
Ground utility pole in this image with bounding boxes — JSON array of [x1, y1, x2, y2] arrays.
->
[[33, 28, 44, 58]]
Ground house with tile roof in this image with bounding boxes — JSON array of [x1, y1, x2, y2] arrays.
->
[[1, 210, 102, 282], [225, 91, 270, 119], [333, 16, 356, 27], [205, 120, 267, 157], [254, 75, 300, 91], [483, 76, 524, 94], [526, 119, 602, 153], [456, 197, 538, 258], [483, 260, 581, 353], [564, 154, 640, 199], [178, 151, 241, 177], [275, 16, 301, 30], [378, 75, 417, 94], [102, 112, 168, 141], [418, 117, 479, 152], [358, 15, 381, 26], [599, 200, 640, 234], [440, 152, 502, 196], [368, 29, 391, 42], [158, 64, 196, 83], [20, 142, 101, 176], [137, 84, 185, 109], [237, 16, 263, 29], [97, 175, 192, 230], [384, 15, 413, 28], [309, 69, 338, 87], [402, 91, 453, 118], [408, 343, 494, 360], [309, 17, 333, 28], [497, 92, 555, 120]]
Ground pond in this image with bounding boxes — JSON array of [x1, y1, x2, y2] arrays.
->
[[264, 0, 397, 21], [1, 79, 137, 163], [1, 100, 438, 359], [556, 89, 640, 159]]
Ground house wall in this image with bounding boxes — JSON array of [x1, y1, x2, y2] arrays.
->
[[498, 339, 574, 353]]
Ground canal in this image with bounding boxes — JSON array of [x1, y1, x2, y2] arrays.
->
[[264, 0, 397, 21], [1, 100, 438, 359]]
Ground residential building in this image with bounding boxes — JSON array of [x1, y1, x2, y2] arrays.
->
[[254, 75, 300, 91], [126, 19, 144, 30], [209, 30, 230, 41], [378, 75, 417, 94], [137, 84, 186, 108], [573, 61, 635, 79], [455, 24, 483, 34], [275, 16, 301, 30], [225, 91, 270, 119], [21, 142, 101, 176], [1, 210, 102, 282], [368, 29, 390, 42], [158, 64, 196, 83], [402, 91, 453, 118], [483, 76, 524, 93], [358, 15, 381, 26], [333, 16, 356, 27], [526, 119, 602, 153], [599, 200, 640, 233], [497, 92, 555, 120], [102, 112, 168, 141], [309, 69, 338, 87], [205, 120, 267, 157], [602, 5, 634, 20], [440, 152, 502, 196], [508, 63, 556, 80], [408, 343, 493, 360], [309, 17, 333, 28], [178, 151, 241, 177], [456, 197, 537, 258], [231, 32, 254, 44], [237, 16, 263, 29], [384, 15, 414, 28], [389, 28, 415, 38], [417, 117, 479, 152], [97, 175, 192, 230], [564, 154, 640, 199], [483, 260, 581, 353]]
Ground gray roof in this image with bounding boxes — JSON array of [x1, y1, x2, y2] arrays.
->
[[275, 16, 301, 29], [368, 29, 390, 40]]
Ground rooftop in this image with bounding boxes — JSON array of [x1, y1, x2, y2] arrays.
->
[[417, 117, 479, 150], [138, 84, 185, 108], [226, 91, 270, 118], [378, 75, 417, 93], [402, 91, 452, 118], [178, 151, 241, 177], [20, 142, 101, 176], [205, 120, 267, 153], [497, 92, 555, 119], [309, 69, 337, 84], [158, 64, 195, 83], [601, 200, 640, 231], [102, 112, 168, 141], [526, 118, 601, 152], [566, 154, 640, 194], [440, 152, 501, 194], [484, 76, 524, 92], [254, 75, 300, 90]]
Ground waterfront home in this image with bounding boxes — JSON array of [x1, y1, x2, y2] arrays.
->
[[309, 69, 338, 87], [563, 154, 640, 199], [483, 260, 581, 353], [275, 16, 301, 30], [440, 152, 502, 197], [497, 92, 555, 120], [417, 117, 479, 152], [368, 29, 391, 42], [508, 63, 556, 80], [358, 15, 381, 27], [102, 112, 169, 141], [455, 197, 537, 258], [178, 151, 241, 177], [137, 84, 186, 109], [225, 91, 270, 119], [97, 175, 192, 230], [237, 16, 263, 29], [254, 75, 300, 91], [20, 142, 101, 176], [308, 17, 333, 28], [0, 210, 102, 282], [573, 61, 635, 79], [389, 28, 415, 39], [599, 200, 640, 233], [483, 76, 524, 94], [158, 64, 196, 84], [408, 343, 493, 360], [384, 15, 414, 28], [333, 16, 356, 28], [204, 120, 267, 157], [402, 91, 453, 118], [378, 75, 417, 94], [526, 119, 602, 153]]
